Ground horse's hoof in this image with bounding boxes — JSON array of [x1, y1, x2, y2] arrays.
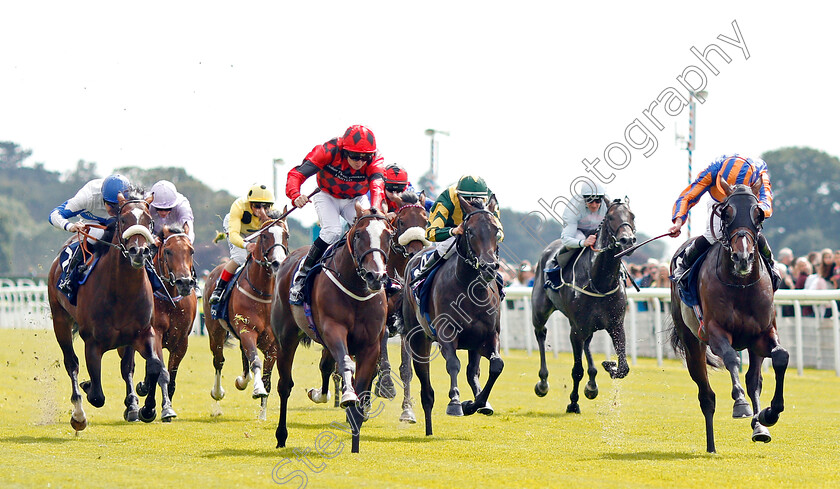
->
[[139, 406, 156, 423], [477, 401, 494, 416], [339, 391, 359, 408], [161, 407, 177, 422], [400, 409, 417, 424], [136, 381, 149, 397], [70, 416, 88, 432], [124, 407, 139, 422], [752, 424, 771, 443], [534, 381, 549, 397], [375, 374, 397, 400], [210, 387, 226, 401], [80, 381, 91, 394], [307, 388, 330, 404], [252, 387, 268, 399], [758, 407, 780, 427], [446, 401, 464, 416], [234, 376, 248, 390], [733, 400, 753, 418], [462, 400, 477, 416], [566, 403, 581, 414], [584, 383, 598, 400]]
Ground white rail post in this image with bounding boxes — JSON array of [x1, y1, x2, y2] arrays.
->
[[831, 301, 840, 377], [628, 298, 638, 365], [653, 297, 663, 366], [794, 300, 804, 376]]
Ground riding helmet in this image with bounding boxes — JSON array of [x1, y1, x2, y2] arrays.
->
[[101, 174, 130, 204]]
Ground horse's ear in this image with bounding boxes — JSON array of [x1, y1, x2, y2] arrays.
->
[[379, 200, 389, 214], [719, 178, 733, 196], [750, 177, 762, 197], [144, 193, 154, 205], [458, 194, 474, 213], [355, 200, 365, 218], [118, 192, 127, 205], [419, 190, 426, 202], [624, 195, 630, 205], [487, 193, 499, 214], [183, 222, 190, 237]]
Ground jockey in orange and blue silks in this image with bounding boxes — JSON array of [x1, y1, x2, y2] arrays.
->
[[48, 174, 133, 292], [668, 154, 780, 289]]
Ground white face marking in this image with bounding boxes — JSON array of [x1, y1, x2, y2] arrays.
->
[[268, 227, 287, 262], [131, 208, 144, 221], [365, 219, 388, 271]]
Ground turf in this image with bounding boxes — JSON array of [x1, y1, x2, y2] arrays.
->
[[1, 329, 838, 489]]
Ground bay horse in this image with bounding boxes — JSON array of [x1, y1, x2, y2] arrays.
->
[[670, 179, 787, 453], [402, 195, 504, 437], [530, 198, 636, 413], [272, 205, 392, 453], [47, 189, 174, 430], [204, 213, 289, 420], [128, 225, 197, 417]]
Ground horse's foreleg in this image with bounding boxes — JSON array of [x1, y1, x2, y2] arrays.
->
[[119, 346, 140, 422], [398, 335, 416, 423], [465, 349, 482, 398], [322, 324, 357, 407], [745, 348, 770, 442], [758, 341, 788, 430], [374, 330, 397, 400], [136, 333, 172, 422], [347, 341, 382, 453], [257, 339, 277, 421], [707, 326, 751, 418], [463, 336, 504, 416], [275, 333, 300, 448], [681, 327, 717, 453], [439, 340, 463, 416], [567, 334, 585, 414], [207, 320, 227, 401], [166, 337, 189, 401], [603, 319, 630, 379], [582, 336, 600, 401]]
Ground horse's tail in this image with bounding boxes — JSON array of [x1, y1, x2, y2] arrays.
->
[[668, 322, 723, 369], [297, 329, 312, 349]]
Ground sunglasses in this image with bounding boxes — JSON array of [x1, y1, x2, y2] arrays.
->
[[584, 196, 602, 204], [346, 151, 373, 162], [251, 203, 272, 209], [385, 184, 407, 193]]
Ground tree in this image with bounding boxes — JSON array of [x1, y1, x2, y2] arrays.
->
[[761, 147, 840, 256], [0, 141, 33, 169]]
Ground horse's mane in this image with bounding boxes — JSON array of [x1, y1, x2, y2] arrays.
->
[[397, 190, 420, 205], [266, 209, 283, 220], [465, 198, 486, 210]]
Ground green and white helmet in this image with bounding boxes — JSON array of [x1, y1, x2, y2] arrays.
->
[[456, 175, 490, 200]]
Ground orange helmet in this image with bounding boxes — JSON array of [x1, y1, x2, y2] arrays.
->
[[340, 125, 377, 153]]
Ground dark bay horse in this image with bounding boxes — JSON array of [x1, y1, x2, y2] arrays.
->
[[530, 198, 636, 413], [402, 195, 504, 436], [272, 206, 392, 453], [129, 225, 197, 417], [670, 180, 787, 453], [375, 190, 429, 423], [48, 189, 174, 430], [204, 214, 288, 420]]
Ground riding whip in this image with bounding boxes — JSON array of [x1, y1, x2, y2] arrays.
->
[[615, 232, 671, 259]]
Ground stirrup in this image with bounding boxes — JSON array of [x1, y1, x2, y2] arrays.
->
[[208, 284, 225, 305]]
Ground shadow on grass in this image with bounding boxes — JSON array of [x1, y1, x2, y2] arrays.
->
[[202, 448, 287, 459], [597, 451, 707, 461], [1, 435, 73, 444]]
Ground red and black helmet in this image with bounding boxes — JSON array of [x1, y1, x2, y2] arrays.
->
[[384, 164, 409, 192], [340, 125, 377, 153]]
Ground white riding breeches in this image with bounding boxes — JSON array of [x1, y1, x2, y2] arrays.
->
[[312, 191, 371, 244]]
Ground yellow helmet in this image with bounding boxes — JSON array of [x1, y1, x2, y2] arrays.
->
[[247, 184, 274, 204]]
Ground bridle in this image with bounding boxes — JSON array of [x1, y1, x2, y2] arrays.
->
[[345, 213, 393, 279], [155, 233, 196, 288], [114, 199, 155, 259], [593, 200, 635, 252], [389, 203, 425, 258], [712, 189, 762, 252], [249, 219, 289, 270], [455, 209, 501, 271]]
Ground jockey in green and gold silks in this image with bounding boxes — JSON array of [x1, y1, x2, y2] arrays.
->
[[411, 175, 503, 285]]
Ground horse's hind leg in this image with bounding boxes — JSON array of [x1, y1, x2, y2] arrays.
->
[[52, 309, 87, 431], [582, 336, 600, 400], [407, 325, 435, 436], [308, 348, 335, 404], [438, 340, 463, 416], [239, 331, 267, 399], [707, 324, 751, 418], [167, 337, 189, 401], [531, 286, 554, 397], [118, 346, 140, 422], [374, 331, 397, 400], [566, 332, 587, 413], [257, 338, 277, 421], [681, 328, 717, 453], [753, 334, 788, 440], [83, 341, 106, 408], [745, 348, 770, 442], [398, 335, 416, 423], [137, 333, 174, 422]]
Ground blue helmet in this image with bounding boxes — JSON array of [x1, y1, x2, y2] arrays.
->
[[101, 174, 130, 204]]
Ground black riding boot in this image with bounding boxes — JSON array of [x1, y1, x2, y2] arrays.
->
[[58, 245, 85, 293], [208, 276, 230, 305], [290, 237, 329, 305], [673, 237, 712, 285], [757, 234, 781, 291], [409, 250, 443, 287]]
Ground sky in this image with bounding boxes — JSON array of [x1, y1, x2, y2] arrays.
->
[[3, 1, 839, 260]]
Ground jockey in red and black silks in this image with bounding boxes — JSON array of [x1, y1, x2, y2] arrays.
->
[[286, 124, 386, 304]]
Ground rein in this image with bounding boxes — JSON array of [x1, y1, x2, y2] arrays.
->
[[454, 209, 500, 270], [344, 213, 391, 278], [389, 203, 426, 258]]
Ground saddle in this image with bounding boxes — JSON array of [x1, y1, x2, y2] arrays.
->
[[56, 242, 101, 305], [209, 264, 247, 324], [543, 247, 583, 291], [672, 246, 713, 342]]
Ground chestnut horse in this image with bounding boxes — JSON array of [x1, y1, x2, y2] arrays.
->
[[670, 180, 787, 453], [204, 213, 289, 420], [402, 195, 504, 437], [272, 206, 392, 453], [530, 198, 636, 414], [128, 225, 197, 417], [48, 189, 174, 430]]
